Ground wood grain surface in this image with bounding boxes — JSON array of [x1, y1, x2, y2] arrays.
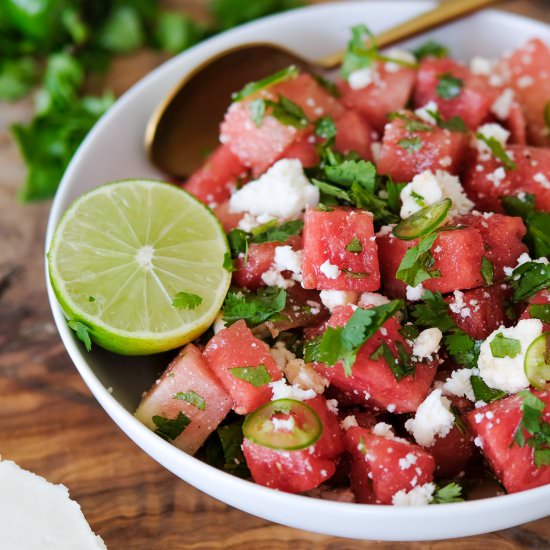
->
[[1, 1, 549, 548]]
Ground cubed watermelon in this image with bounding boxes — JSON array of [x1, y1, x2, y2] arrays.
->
[[414, 58, 497, 130], [302, 207, 381, 291], [202, 320, 281, 414], [497, 39, 550, 146], [213, 200, 243, 232], [280, 132, 319, 168], [233, 242, 278, 290], [377, 113, 468, 182], [456, 212, 528, 280], [339, 64, 417, 133], [184, 145, 246, 206], [445, 284, 513, 340], [313, 306, 437, 413], [135, 344, 231, 455], [306, 395, 345, 459], [334, 109, 373, 160], [377, 227, 485, 297], [520, 289, 550, 331], [463, 145, 550, 212], [466, 390, 550, 493], [428, 424, 475, 479], [344, 426, 436, 504]]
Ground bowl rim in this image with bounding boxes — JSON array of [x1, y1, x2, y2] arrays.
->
[[45, 1, 550, 540]]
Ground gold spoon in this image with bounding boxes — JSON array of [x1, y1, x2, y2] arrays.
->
[[145, 0, 502, 178]]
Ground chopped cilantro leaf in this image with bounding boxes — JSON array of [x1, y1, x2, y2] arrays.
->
[[315, 116, 337, 140], [502, 194, 550, 257], [470, 375, 508, 403], [445, 331, 481, 369], [530, 304, 550, 323], [345, 236, 363, 253], [251, 219, 303, 244], [431, 482, 464, 504], [481, 256, 494, 285], [308, 300, 404, 376], [217, 420, 249, 476], [508, 261, 550, 302], [230, 364, 272, 386], [436, 73, 463, 100], [341, 24, 378, 79], [88, 296, 96, 302], [412, 40, 449, 61], [248, 94, 308, 128], [152, 412, 190, 441], [232, 65, 299, 101], [476, 133, 516, 170], [396, 233, 440, 287], [314, 75, 341, 98], [490, 333, 521, 358], [249, 98, 266, 127], [172, 291, 203, 310], [398, 136, 423, 154], [370, 341, 415, 381], [223, 252, 235, 272], [67, 320, 92, 352], [426, 110, 468, 133], [387, 111, 432, 132], [174, 390, 206, 410], [222, 287, 286, 327], [227, 228, 249, 260]]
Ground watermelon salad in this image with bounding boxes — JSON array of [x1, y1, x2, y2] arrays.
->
[[135, 27, 550, 506]]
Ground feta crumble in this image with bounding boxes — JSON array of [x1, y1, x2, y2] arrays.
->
[[405, 389, 455, 447], [384, 48, 416, 73], [413, 327, 443, 359], [414, 101, 439, 124], [400, 170, 474, 219], [359, 292, 391, 308], [348, 67, 376, 90], [476, 123, 510, 150], [406, 284, 425, 302], [320, 260, 340, 280], [341, 415, 359, 430], [477, 319, 543, 393], [491, 88, 515, 120], [470, 56, 494, 76], [229, 159, 319, 218], [392, 483, 435, 506], [274, 246, 303, 282], [269, 379, 317, 401], [319, 290, 358, 312], [442, 368, 475, 402]]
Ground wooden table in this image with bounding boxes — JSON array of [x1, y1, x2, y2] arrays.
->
[[1, 1, 549, 548]]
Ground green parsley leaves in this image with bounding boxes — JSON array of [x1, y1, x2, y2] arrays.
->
[[476, 133, 517, 170], [174, 390, 206, 410], [232, 65, 299, 102], [513, 390, 550, 468], [490, 333, 521, 359], [230, 365, 272, 387], [152, 412, 190, 441], [305, 300, 403, 376], [172, 291, 203, 310], [436, 73, 463, 100], [67, 319, 92, 352], [341, 24, 377, 79], [222, 287, 286, 327], [396, 233, 440, 287]]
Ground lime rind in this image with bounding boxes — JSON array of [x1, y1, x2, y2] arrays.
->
[[525, 331, 550, 389], [48, 179, 231, 355]]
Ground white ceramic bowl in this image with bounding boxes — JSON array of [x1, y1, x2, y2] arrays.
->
[[46, 1, 550, 540]]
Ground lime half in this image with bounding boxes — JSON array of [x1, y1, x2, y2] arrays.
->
[[48, 180, 230, 355]]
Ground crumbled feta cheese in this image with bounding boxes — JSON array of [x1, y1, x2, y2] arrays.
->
[[269, 379, 316, 401], [405, 389, 455, 447], [326, 399, 339, 415], [377, 224, 395, 237], [449, 290, 472, 318], [476, 123, 510, 151], [414, 101, 439, 124], [470, 56, 494, 76], [392, 482, 435, 506], [372, 422, 407, 442], [0, 459, 106, 549], [371, 142, 382, 163], [518, 75, 534, 88], [359, 292, 391, 308], [229, 159, 319, 218], [320, 260, 340, 280], [413, 328, 443, 359], [238, 212, 275, 232], [274, 246, 303, 282], [319, 290, 358, 312], [398, 453, 418, 470], [261, 267, 295, 289], [384, 48, 416, 73], [406, 284, 425, 302], [534, 172, 550, 189], [439, 155, 452, 168], [442, 368, 475, 401], [400, 170, 474, 219], [270, 341, 297, 370], [341, 415, 359, 430], [477, 319, 543, 393], [213, 314, 227, 334], [487, 167, 506, 187], [348, 67, 376, 90], [491, 88, 515, 120]]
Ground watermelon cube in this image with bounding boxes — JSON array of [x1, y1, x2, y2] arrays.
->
[[212, 200, 243, 232], [302, 207, 381, 292], [184, 145, 246, 206], [456, 212, 527, 280], [497, 39, 550, 146], [202, 320, 282, 414], [377, 227, 485, 297], [428, 424, 475, 479], [334, 109, 373, 160], [306, 395, 345, 459], [344, 426, 436, 504], [313, 306, 437, 413], [280, 132, 319, 168], [233, 242, 278, 290], [377, 113, 468, 182], [466, 390, 550, 493], [520, 289, 550, 331], [414, 57, 497, 130], [445, 284, 513, 340], [463, 145, 550, 213], [135, 344, 231, 455], [339, 63, 417, 133]]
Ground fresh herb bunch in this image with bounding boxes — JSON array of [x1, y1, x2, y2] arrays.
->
[[2, 0, 304, 201]]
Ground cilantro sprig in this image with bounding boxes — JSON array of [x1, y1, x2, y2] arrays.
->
[[305, 300, 404, 376], [396, 233, 440, 287], [204, 419, 249, 478], [370, 340, 415, 381], [222, 287, 287, 327], [232, 65, 299, 102], [172, 291, 203, 310], [470, 375, 508, 403], [412, 40, 450, 61], [431, 482, 464, 504], [508, 261, 550, 303], [152, 412, 190, 441], [249, 94, 309, 128], [67, 319, 92, 352], [436, 73, 463, 100], [476, 133, 516, 170]]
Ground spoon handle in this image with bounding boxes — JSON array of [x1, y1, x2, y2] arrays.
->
[[319, 0, 503, 68]]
